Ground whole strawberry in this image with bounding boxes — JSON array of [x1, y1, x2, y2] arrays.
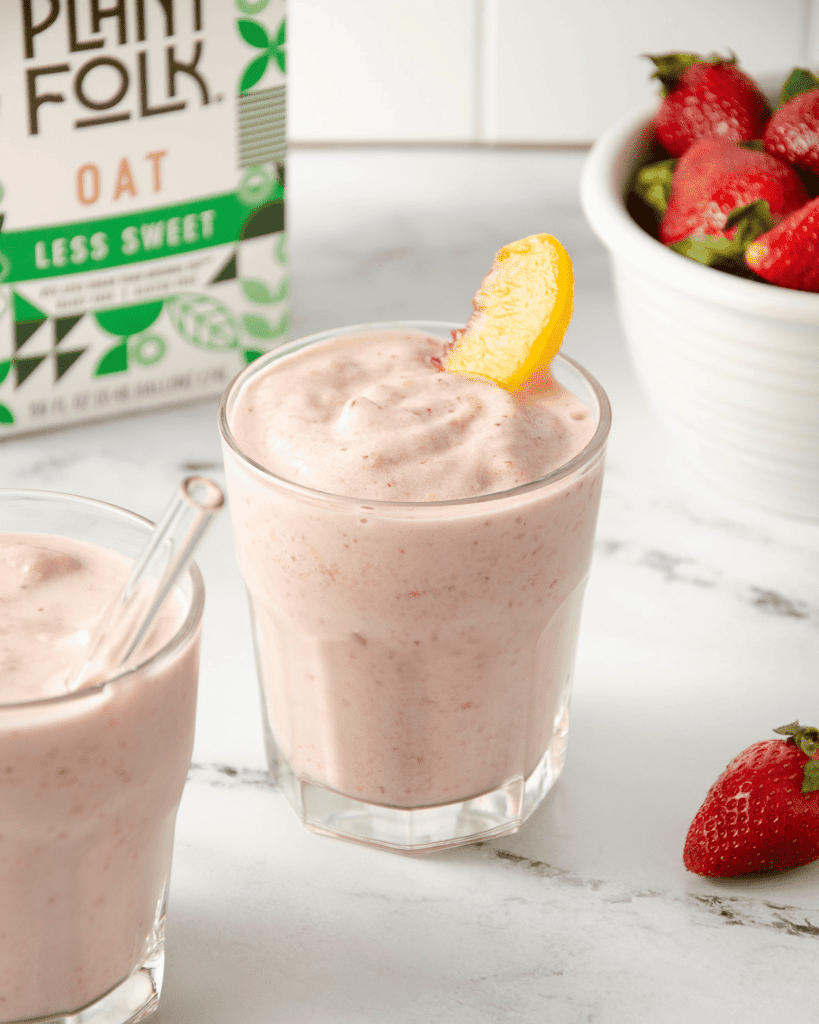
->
[[659, 137, 808, 245], [684, 722, 819, 878], [745, 194, 819, 292], [763, 68, 819, 175], [649, 52, 770, 158]]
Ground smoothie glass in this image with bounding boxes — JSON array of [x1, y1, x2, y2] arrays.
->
[[219, 321, 611, 853], [0, 490, 204, 1024]]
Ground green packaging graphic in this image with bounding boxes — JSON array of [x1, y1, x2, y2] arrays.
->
[[0, 0, 287, 434]]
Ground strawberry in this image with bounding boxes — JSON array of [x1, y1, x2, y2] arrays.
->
[[763, 68, 819, 175], [658, 137, 808, 246], [745, 193, 819, 292], [648, 52, 770, 158], [684, 722, 819, 878]]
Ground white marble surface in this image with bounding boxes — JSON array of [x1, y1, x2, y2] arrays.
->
[[2, 148, 819, 1022]]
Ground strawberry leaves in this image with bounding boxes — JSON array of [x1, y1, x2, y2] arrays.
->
[[774, 721, 819, 791], [669, 199, 773, 269], [779, 67, 819, 107], [774, 720, 819, 755], [646, 52, 701, 95], [646, 51, 739, 95], [237, 16, 286, 93], [804, 761, 819, 793], [633, 158, 676, 219]]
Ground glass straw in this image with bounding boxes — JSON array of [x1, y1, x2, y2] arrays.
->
[[69, 476, 224, 690]]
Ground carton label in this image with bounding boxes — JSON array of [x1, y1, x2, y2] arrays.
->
[[0, 0, 287, 434]]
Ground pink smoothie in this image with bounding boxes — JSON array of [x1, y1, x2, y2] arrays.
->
[[223, 328, 606, 810], [0, 535, 199, 1021]]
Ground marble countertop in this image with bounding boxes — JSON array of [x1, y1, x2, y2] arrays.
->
[[3, 148, 818, 1022]]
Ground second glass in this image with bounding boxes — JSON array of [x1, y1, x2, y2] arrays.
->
[[0, 490, 204, 1024], [219, 321, 611, 853]]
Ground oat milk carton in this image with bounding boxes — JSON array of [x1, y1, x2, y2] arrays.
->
[[0, 0, 287, 435]]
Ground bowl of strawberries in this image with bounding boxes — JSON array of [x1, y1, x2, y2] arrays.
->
[[581, 52, 819, 520]]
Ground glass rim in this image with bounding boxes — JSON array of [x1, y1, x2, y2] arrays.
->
[[218, 319, 612, 509], [0, 488, 206, 712]]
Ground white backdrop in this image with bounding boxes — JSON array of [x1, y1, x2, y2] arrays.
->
[[288, 0, 819, 144]]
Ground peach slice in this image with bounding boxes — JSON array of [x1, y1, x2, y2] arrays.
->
[[445, 233, 574, 392]]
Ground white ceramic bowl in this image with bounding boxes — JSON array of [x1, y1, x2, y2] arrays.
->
[[580, 107, 819, 520]]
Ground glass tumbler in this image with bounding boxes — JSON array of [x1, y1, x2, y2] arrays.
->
[[0, 490, 204, 1024], [219, 321, 610, 853]]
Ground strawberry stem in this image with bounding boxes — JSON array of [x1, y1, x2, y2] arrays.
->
[[774, 721, 819, 755], [774, 722, 819, 793], [645, 52, 701, 95]]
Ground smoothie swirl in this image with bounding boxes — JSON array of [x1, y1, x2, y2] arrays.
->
[[229, 329, 595, 501]]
